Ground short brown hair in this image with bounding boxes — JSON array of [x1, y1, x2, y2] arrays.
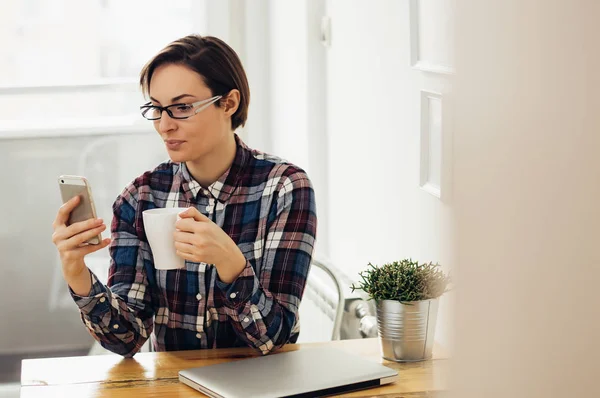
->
[[140, 35, 250, 130]]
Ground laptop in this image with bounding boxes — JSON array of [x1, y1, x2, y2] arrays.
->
[[178, 346, 398, 398]]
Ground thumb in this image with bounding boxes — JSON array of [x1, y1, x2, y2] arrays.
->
[[178, 207, 209, 222]]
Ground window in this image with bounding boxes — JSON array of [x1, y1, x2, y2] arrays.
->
[[0, 0, 205, 134], [2, 0, 201, 85]]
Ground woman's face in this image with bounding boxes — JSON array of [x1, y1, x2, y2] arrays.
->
[[148, 63, 231, 163]]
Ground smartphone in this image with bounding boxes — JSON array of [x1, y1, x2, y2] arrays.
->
[[58, 175, 102, 245]]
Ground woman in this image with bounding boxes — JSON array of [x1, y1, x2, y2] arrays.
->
[[51, 35, 317, 357]]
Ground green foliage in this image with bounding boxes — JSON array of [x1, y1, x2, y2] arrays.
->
[[351, 259, 450, 302]]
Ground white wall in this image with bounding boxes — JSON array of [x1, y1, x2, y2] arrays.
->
[[451, 1, 600, 397], [268, 1, 309, 169], [257, 0, 331, 256], [325, 0, 454, 345]]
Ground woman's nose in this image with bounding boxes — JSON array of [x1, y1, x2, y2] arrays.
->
[[157, 111, 177, 132]]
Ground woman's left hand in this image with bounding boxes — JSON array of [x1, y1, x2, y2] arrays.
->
[[174, 207, 247, 284]]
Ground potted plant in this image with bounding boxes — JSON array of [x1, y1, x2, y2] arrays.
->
[[351, 259, 450, 362]]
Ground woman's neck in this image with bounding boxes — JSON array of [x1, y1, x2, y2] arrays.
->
[[186, 132, 237, 188]]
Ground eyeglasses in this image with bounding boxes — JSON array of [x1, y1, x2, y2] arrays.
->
[[140, 95, 222, 120]]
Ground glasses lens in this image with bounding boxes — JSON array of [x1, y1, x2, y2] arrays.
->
[[141, 106, 161, 120], [168, 104, 195, 119]]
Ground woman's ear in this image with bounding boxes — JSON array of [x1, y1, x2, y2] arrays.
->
[[221, 89, 240, 117]]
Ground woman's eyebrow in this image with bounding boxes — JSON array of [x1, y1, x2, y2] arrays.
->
[[149, 94, 197, 104]]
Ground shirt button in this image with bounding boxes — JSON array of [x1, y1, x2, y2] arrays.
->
[[112, 324, 119, 330], [229, 292, 237, 299], [205, 205, 211, 212], [243, 317, 250, 323], [196, 333, 202, 339], [99, 297, 106, 303], [196, 293, 202, 301]]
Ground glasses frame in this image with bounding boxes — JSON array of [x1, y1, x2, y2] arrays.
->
[[140, 95, 223, 120]]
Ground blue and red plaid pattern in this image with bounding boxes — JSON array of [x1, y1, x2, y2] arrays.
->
[[71, 134, 317, 357]]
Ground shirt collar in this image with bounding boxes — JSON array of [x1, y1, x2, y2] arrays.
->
[[177, 134, 250, 204]]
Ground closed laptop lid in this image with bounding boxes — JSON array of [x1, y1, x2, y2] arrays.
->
[[178, 346, 398, 398]]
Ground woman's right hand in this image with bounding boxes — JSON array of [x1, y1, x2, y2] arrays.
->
[[52, 196, 111, 282]]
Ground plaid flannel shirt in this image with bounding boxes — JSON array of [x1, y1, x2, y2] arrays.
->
[[71, 134, 317, 357]]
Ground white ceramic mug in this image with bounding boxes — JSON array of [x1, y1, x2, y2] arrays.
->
[[142, 207, 187, 270]]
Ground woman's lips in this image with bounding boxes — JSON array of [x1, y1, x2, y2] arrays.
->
[[165, 140, 185, 150]]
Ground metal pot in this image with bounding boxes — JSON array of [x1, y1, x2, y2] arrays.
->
[[376, 298, 439, 362]]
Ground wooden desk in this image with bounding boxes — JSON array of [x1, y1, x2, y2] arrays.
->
[[21, 338, 449, 397]]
